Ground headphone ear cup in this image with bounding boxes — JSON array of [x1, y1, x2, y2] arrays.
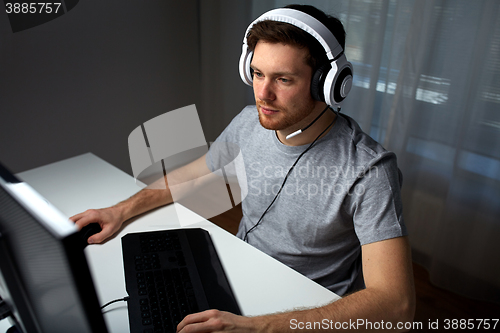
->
[[239, 45, 254, 86], [332, 66, 353, 104], [323, 56, 353, 107], [311, 62, 332, 102]]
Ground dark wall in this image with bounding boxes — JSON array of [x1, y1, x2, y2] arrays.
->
[[0, 0, 201, 174]]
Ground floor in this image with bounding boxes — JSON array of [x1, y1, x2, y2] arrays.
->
[[208, 204, 500, 332]]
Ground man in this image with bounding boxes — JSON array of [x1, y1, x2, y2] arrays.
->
[[71, 5, 415, 332]]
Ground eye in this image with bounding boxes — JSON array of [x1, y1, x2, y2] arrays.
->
[[279, 78, 291, 84], [252, 71, 263, 78]]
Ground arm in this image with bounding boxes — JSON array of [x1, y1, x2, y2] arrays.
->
[[176, 236, 415, 332], [70, 154, 212, 244]]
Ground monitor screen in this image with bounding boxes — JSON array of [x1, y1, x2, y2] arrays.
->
[[0, 162, 108, 333]]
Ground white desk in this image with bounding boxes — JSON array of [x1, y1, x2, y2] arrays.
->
[[2, 153, 339, 332]]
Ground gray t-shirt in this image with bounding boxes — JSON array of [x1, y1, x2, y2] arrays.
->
[[206, 105, 407, 296]]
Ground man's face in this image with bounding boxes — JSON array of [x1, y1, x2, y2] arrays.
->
[[250, 41, 317, 131]]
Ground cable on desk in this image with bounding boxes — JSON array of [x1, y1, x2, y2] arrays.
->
[[100, 296, 130, 310]]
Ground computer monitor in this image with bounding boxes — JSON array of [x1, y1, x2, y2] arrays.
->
[[0, 161, 108, 333]]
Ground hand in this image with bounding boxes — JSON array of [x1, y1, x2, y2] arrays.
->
[[70, 206, 124, 244], [177, 310, 258, 333]]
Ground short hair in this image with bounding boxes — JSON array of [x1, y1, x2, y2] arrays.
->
[[246, 4, 346, 71]]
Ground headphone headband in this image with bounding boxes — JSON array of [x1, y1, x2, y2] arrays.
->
[[243, 8, 344, 60]]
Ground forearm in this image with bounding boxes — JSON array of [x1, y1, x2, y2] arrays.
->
[[254, 239, 416, 332], [114, 179, 173, 222], [113, 154, 212, 222], [254, 287, 414, 332]]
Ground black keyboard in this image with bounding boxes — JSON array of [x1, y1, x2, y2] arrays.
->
[[122, 228, 241, 333]]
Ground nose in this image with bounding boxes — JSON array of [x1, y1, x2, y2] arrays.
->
[[254, 79, 275, 102]]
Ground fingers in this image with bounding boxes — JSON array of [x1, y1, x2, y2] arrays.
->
[[176, 310, 237, 333], [69, 212, 82, 222], [177, 310, 223, 333], [70, 210, 98, 230], [177, 311, 203, 332], [87, 225, 113, 244], [69, 209, 120, 244]]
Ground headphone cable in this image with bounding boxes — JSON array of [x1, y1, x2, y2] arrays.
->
[[243, 106, 338, 242]]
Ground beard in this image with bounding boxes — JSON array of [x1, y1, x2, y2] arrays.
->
[[256, 101, 316, 131]]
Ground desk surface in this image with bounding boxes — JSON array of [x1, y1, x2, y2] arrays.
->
[[2, 153, 339, 332]]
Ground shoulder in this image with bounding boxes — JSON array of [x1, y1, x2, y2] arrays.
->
[[338, 114, 389, 158], [334, 114, 397, 174]]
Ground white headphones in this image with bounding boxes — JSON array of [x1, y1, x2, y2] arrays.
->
[[239, 8, 353, 108]]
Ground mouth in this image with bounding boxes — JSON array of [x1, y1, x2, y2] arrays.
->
[[259, 105, 279, 115]]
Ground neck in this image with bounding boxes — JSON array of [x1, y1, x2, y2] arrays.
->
[[276, 103, 336, 146]]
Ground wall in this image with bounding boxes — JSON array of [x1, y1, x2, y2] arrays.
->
[[0, 0, 201, 174]]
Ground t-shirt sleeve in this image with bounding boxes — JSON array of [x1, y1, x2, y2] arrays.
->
[[205, 106, 253, 172], [346, 152, 407, 246]]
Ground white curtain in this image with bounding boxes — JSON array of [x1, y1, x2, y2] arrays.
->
[[200, 0, 500, 303]]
